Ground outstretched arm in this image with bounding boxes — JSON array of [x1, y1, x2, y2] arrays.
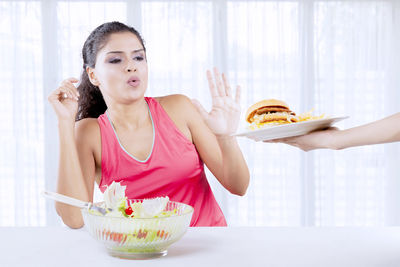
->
[[190, 68, 250, 195]]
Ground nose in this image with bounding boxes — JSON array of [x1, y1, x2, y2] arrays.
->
[[125, 58, 137, 72]]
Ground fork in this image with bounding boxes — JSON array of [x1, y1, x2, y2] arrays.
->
[[42, 191, 111, 215]]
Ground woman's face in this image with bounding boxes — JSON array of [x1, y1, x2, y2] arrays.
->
[[89, 32, 148, 104]]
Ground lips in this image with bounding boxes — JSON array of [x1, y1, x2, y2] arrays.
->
[[127, 76, 140, 87]]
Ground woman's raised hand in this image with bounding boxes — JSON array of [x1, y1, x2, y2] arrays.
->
[[48, 77, 80, 123], [191, 68, 241, 136]]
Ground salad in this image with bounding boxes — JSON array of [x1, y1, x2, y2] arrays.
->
[[91, 181, 177, 218]]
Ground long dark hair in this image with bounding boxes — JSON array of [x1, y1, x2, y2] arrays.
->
[[76, 21, 146, 121]]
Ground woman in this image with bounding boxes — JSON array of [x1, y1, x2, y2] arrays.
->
[[268, 113, 400, 151], [48, 21, 249, 228]]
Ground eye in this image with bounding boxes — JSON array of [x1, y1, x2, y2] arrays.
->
[[134, 56, 144, 61], [108, 58, 121, 64]]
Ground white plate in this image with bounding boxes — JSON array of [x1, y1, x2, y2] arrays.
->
[[233, 116, 348, 142]]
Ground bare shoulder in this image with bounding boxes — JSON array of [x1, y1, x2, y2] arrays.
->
[[155, 94, 197, 120], [154, 94, 198, 142], [75, 118, 101, 149], [155, 94, 194, 112], [75, 118, 100, 136]]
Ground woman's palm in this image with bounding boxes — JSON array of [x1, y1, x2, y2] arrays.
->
[[192, 68, 241, 136]]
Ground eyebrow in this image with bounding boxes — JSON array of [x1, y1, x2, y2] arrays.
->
[[106, 49, 145, 55]]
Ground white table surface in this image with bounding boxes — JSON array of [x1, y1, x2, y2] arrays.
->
[[1, 226, 400, 267]]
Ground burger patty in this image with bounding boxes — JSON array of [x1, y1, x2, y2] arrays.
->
[[255, 106, 295, 115]]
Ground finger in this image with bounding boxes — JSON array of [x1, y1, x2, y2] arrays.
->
[[65, 77, 79, 83], [264, 139, 281, 143], [62, 78, 80, 94], [213, 67, 225, 96], [61, 79, 79, 90], [206, 70, 219, 106], [65, 87, 79, 101], [222, 73, 232, 97], [235, 85, 241, 104], [60, 79, 80, 97], [48, 89, 63, 103], [327, 127, 339, 131], [191, 99, 209, 121], [64, 83, 80, 99], [58, 90, 71, 101], [54, 88, 68, 101], [48, 82, 74, 103], [61, 92, 68, 100], [269, 137, 291, 143], [58, 86, 77, 101], [206, 70, 218, 97]]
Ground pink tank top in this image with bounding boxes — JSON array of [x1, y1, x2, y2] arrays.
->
[[97, 97, 227, 226]]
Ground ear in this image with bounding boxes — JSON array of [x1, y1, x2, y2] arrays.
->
[[86, 67, 100, 86]]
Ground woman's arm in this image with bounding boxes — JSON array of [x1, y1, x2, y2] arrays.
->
[[191, 121, 250, 196], [48, 78, 96, 228], [270, 113, 400, 151], [188, 68, 249, 195], [55, 120, 96, 228], [159, 93, 249, 196]]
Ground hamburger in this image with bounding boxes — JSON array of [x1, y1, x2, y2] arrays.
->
[[245, 99, 298, 128]]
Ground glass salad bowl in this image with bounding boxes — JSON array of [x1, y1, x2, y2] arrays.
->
[[81, 200, 194, 259]]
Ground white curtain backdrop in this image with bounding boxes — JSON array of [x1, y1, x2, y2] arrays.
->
[[1, 0, 400, 227]]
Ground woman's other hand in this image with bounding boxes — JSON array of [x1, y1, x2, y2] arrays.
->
[[48, 77, 80, 123], [191, 68, 241, 136], [265, 127, 340, 151]]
